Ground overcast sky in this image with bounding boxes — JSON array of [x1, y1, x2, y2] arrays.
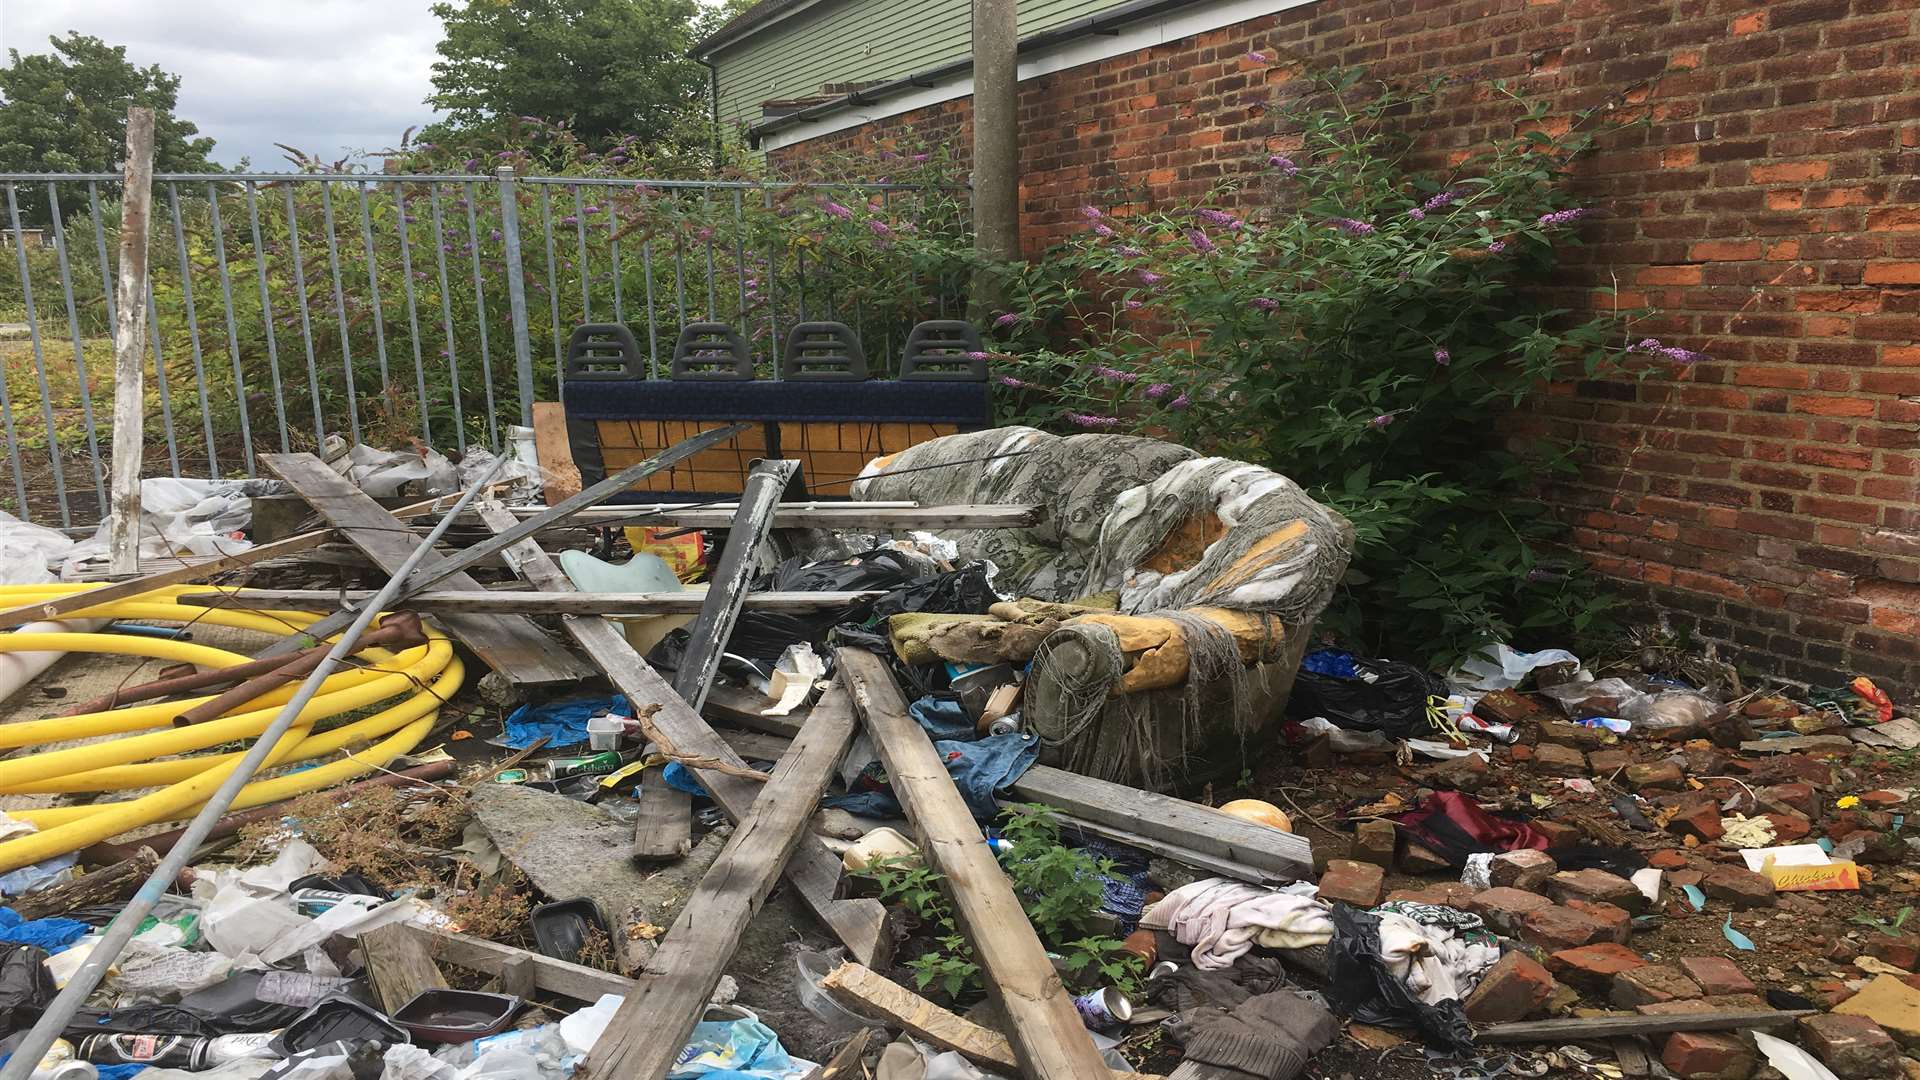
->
[[0, 0, 448, 168]]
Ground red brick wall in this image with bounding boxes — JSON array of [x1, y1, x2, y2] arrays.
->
[[768, 0, 1920, 687]]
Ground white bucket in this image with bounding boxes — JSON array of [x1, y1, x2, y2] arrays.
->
[[586, 715, 625, 752]]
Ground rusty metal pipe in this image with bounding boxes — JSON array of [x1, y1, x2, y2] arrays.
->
[[170, 611, 426, 727], [66, 612, 427, 717]]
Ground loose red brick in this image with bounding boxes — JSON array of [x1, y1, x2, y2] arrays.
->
[[1518, 904, 1612, 951], [1662, 1031, 1756, 1079], [1564, 899, 1632, 945], [1463, 951, 1559, 1023], [1315, 859, 1385, 908], [1548, 943, 1647, 991], [1349, 819, 1397, 868], [1613, 964, 1704, 1007], [1626, 760, 1687, 790], [1679, 957, 1757, 997], [1469, 887, 1556, 935], [1701, 865, 1777, 909], [1548, 869, 1649, 914], [1798, 1014, 1900, 1079]]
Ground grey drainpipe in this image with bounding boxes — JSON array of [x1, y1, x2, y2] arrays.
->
[[699, 55, 723, 166]]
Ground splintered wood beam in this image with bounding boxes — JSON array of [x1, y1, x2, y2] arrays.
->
[[472, 500, 891, 966], [837, 647, 1108, 1080], [670, 458, 800, 713], [629, 778, 692, 863], [1476, 1010, 1813, 1044], [580, 686, 859, 1079], [359, 923, 449, 1014], [259, 454, 591, 684]]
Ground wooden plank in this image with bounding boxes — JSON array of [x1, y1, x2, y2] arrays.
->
[[1477, 1010, 1813, 1044], [531, 401, 581, 505], [395, 421, 750, 600], [489, 502, 1039, 530], [396, 923, 634, 1003], [837, 647, 1108, 1080], [582, 686, 861, 1078], [800, 1028, 870, 1080], [1611, 1036, 1651, 1077], [818, 963, 1159, 1080], [359, 922, 449, 1014], [1007, 764, 1315, 882], [716, 728, 795, 764], [629, 777, 693, 863], [176, 588, 884, 615], [106, 106, 155, 577], [671, 459, 800, 712], [472, 500, 891, 966], [260, 454, 591, 685]]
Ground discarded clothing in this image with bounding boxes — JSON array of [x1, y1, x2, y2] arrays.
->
[[1166, 990, 1338, 1080], [1147, 957, 1291, 1013], [503, 695, 631, 750], [1374, 911, 1500, 1006], [0, 944, 54, 1033], [1324, 905, 1474, 1053], [1371, 901, 1485, 935], [1387, 791, 1551, 866], [909, 695, 976, 742], [0, 908, 89, 953], [1140, 879, 1335, 971], [826, 733, 1039, 821]]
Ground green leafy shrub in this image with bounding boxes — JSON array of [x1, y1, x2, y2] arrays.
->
[[852, 804, 1143, 1001], [988, 69, 1689, 665]]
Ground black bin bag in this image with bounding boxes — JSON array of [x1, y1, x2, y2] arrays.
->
[[1287, 656, 1446, 737], [1324, 905, 1475, 1053]]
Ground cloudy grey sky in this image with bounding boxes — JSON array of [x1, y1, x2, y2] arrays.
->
[[0, 0, 447, 168]]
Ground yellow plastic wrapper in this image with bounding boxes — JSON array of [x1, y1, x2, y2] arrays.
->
[[626, 526, 706, 583]]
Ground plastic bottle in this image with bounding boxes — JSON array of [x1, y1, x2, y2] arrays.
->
[[204, 1032, 281, 1064]]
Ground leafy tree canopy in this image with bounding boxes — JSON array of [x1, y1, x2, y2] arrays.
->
[[0, 32, 221, 178]]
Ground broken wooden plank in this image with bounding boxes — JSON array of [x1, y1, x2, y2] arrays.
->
[[106, 107, 155, 577], [819, 962, 1158, 1080], [672, 459, 800, 713], [175, 588, 884, 614], [801, 1028, 871, 1080], [359, 922, 449, 1014], [472, 500, 891, 967], [837, 647, 1108, 1080], [582, 685, 860, 1078], [396, 923, 634, 1003], [395, 422, 749, 600], [629, 776, 693, 863], [1007, 764, 1315, 882], [531, 401, 581, 505], [8, 847, 157, 921], [260, 454, 591, 684], [1476, 1010, 1813, 1044]]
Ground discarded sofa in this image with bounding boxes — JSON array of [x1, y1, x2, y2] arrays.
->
[[852, 426, 1354, 790]]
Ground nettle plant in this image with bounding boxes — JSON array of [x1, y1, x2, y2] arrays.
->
[[987, 68, 1699, 665], [852, 804, 1143, 1000]]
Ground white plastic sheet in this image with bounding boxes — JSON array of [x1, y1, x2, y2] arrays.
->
[[61, 477, 274, 577], [0, 510, 74, 584]]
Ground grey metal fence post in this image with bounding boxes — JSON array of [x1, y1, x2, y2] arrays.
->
[[495, 167, 536, 425]]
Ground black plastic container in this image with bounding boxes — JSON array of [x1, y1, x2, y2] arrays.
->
[[268, 995, 410, 1057], [392, 989, 522, 1043], [529, 897, 609, 965]]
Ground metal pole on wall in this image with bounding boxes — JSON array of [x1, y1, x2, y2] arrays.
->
[[106, 107, 156, 576], [495, 166, 537, 427], [971, 0, 1020, 317]]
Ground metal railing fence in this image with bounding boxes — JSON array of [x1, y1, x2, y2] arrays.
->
[[0, 168, 970, 526]]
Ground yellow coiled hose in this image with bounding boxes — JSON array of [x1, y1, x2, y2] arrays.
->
[[0, 583, 462, 871]]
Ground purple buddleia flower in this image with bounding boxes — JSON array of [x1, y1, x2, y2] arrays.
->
[[995, 374, 1027, 388], [1196, 208, 1240, 229], [966, 351, 992, 362], [1487, 239, 1508, 254], [1245, 51, 1269, 63], [1091, 364, 1139, 383], [1167, 394, 1191, 411], [518, 115, 542, 124], [1081, 205, 1105, 220], [1123, 299, 1145, 310], [696, 227, 713, 241], [1144, 382, 1172, 399], [1067, 413, 1123, 429], [1423, 189, 1463, 212], [1367, 413, 1394, 429], [583, 205, 601, 215], [1268, 155, 1299, 176], [1633, 337, 1709, 364], [821, 200, 853, 220], [1093, 223, 1114, 237], [994, 312, 1021, 328], [1408, 208, 1426, 221], [1434, 348, 1451, 366], [1186, 229, 1216, 254], [1328, 217, 1375, 236], [868, 219, 893, 239], [1137, 270, 1163, 286], [1538, 207, 1591, 227], [1250, 297, 1279, 312], [910, 153, 930, 162], [1118, 245, 1145, 258]]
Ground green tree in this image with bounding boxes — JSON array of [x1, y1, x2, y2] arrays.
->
[[0, 32, 220, 219], [426, 0, 724, 150]]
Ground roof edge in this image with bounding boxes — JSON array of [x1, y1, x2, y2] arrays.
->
[[692, 0, 832, 58]]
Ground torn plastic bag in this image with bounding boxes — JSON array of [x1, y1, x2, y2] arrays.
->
[[1540, 677, 1651, 722], [1388, 791, 1551, 867], [866, 564, 1002, 622], [0, 511, 74, 585], [0, 944, 53, 1033], [1287, 657, 1445, 738], [341, 443, 458, 498], [1323, 905, 1474, 1053]]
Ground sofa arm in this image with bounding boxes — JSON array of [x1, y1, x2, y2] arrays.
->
[[1053, 606, 1290, 694]]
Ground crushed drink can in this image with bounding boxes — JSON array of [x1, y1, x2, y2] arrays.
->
[[987, 716, 1022, 737], [1457, 714, 1517, 744], [77, 1034, 208, 1069]]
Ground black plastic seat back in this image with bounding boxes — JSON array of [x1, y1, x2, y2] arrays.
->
[[780, 322, 868, 381], [564, 324, 644, 380], [670, 323, 754, 380], [900, 320, 987, 381]]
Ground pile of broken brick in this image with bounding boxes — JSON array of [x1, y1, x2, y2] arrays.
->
[[1284, 683, 1920, 1080]]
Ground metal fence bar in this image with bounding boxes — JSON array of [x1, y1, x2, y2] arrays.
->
[[45, 184, 106, 506], [763, 187, 779, 371], [427, 183, 465, 452], [389, 179, 431, 448], [205, 183, 255, 474], [673, 232, 688, 326], [573, 185, 590, 325], [702, 188, 718, 317], [243, 182, 290, 453], [317, 182, 361, 445], [539, 185, 563, 396], [494, 168, 535, 427], [355, 181, 392, 406], [461, 180, 498, 452], [145, 289, 182, 477], [608, 194, 624, 326], [0, 187, 55, 522], [732, 189, 747, 333], [281, 184, 326, 446], [7, 183, 72, 525], [167, 183, 220, 477], [640, 239, 660, 379]]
